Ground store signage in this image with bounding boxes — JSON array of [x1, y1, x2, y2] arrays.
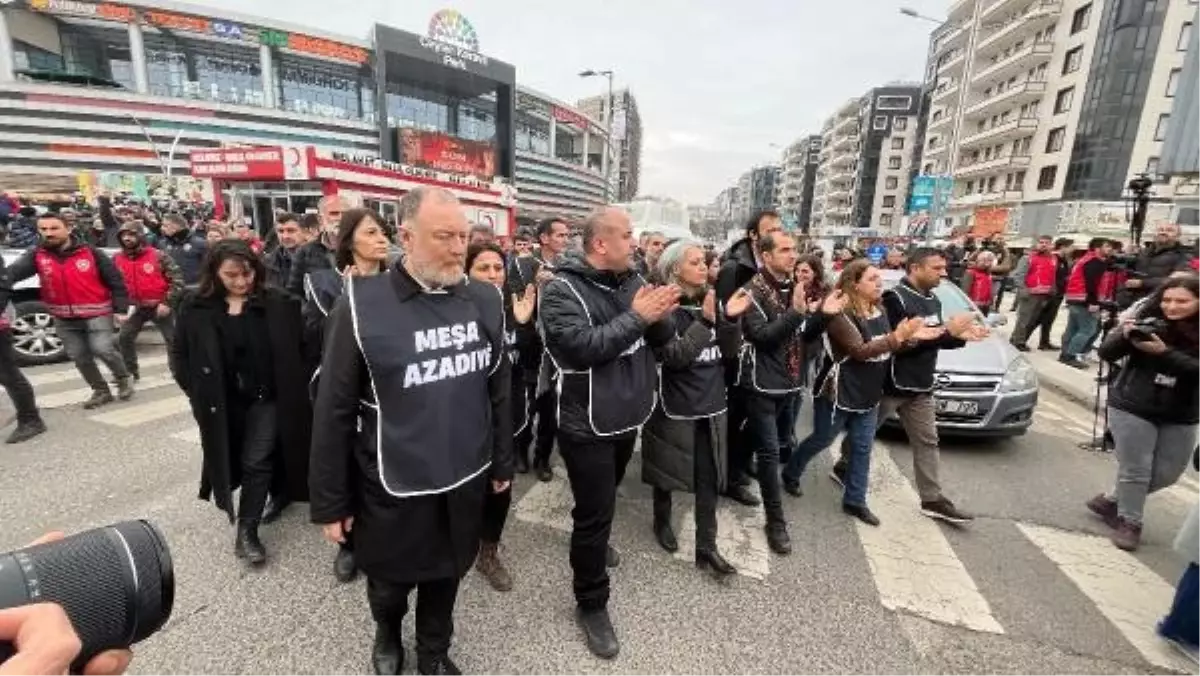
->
[[28, 0, 133, 21], [190, 147, 293, 180], [551, 105, 589, 129], [144, 9, 207, 32], [418, 9, 487, 71], [328, 151, 499, 193], [397, 128, 495, 180], [210, 20, 245, 40]]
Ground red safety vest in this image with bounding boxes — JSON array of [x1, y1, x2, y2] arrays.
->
[[115, 247, 170, 307], [1064, 251, 1116, 304], [34, 246, 113, 319], [966, 269, 993, 306], [1023, 252, 1057, 295]]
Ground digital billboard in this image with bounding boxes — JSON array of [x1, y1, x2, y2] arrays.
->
[[397, 129, 496, 180]]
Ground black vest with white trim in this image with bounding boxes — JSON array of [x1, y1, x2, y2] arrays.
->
[[820, 312, 893, 412], [347, 272, 503, 497], [884, 279, 945, 393], [660, 306, 725, 420]]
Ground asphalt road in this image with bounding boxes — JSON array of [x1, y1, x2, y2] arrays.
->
[[0, 347, 1196, 675]]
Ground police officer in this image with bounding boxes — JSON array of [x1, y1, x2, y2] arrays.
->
[[539, 206, 678, 659], [310, 187, 512, 676]]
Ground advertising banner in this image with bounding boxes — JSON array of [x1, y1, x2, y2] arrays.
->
[[397, 129, 496, 180], [552, 105, 589, 129], [971, 206, 1010, 237], [189, 146, 308, 181]]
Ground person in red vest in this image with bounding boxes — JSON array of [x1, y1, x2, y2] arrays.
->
[[1059, 237, 1117, 370], [959, 250, 996, 315], [8, 211, 134, 408], [1008, 235, 1059, 351], [114, 221, 185, 380]]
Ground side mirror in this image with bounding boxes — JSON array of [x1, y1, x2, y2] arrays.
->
[[984, 313, 1007, 327]]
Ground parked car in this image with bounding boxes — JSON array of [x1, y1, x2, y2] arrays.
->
[[880, 270, 1039, 438], [1, 247, 123, 367]]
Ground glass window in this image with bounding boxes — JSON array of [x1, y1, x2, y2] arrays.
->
[[1054, 86, 1074, 114], [143, 36, 264, 108], [385, 82, 451, 131], [873, 115, 888, 130], [1037, 165, 1057, 190], [882, 195, 896, 208], [13, 40, 63, 72], [880, 214, 893, 227], [1046, 126, 1066, 152], [1145, 156, 1160, 176], [885, 176, 899, 189], [893, 117, 908, 131], [887, 156, 902, 169], [1167, 68, 1181, 96], [891, 137, 905, 150], [1180, 22, 1193, 51], [279, 56, 366, 120], [1154, 114, 1170, 141], [1063, 46, 1083, 75], [876, 95, 912, 110]]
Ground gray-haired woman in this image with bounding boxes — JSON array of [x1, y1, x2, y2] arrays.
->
[[641, 239, 751, 579]]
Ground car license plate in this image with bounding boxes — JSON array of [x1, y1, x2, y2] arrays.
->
[[935, 399, 979, 416]]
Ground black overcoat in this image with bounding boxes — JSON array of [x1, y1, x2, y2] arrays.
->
[[169, 288, 312, 521]]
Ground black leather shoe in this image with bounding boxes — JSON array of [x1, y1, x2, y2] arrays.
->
[[535, 461, 553, 482], [606, 545, 620, 568], [371, 623, 403, 675], [782, 477, 803, 497], [5, 419, 46, 444], [234, 520, 266, 565], [515, 454, 530, 474], [261, 495, 290, 524], [653, 519, 678, 553], [333, 547, 358, 583], [417, 654, 460, 675], [765, 522, 791, 555], [695, 548, 737, 578], [843, 503, 881, 527], [575, 607, 620, 659], [724, 483, 761, 507]]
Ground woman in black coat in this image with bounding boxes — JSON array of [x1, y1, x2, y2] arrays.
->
[[169, 239, 311, 566]]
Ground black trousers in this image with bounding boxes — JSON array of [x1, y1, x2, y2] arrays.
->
[[516, 383, 558, 466], [558, 431, 635, 610], [742, 392, 790, 526], [231, 400, 276, 522], [367, 577, 461, 660], [1032, 295, 1064, 346], [481, 485, 512, 544], [652, 421, 719, 551], [117, 306, 175, 376], [0, 329, 40, 424], [723, 359, 750, 484]]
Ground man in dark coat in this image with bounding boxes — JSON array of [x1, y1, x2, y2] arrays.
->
[[1118, 222, 1195, 309], [286, 195, 345, 297], [310, 186, 512, 676]]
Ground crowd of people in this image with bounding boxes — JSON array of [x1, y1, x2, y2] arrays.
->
[[0, 189, 1196, 672]]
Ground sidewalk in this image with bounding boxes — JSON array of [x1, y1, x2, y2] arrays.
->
[[995, 301, 1104, 408]]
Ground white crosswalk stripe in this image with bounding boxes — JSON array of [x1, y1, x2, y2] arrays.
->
[[38, 373, 178, 410], [25, 354, 171, 387], [88, 394, 191, 427]]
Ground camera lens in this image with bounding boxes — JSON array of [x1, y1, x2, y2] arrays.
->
[[0, 521, 174, 668]]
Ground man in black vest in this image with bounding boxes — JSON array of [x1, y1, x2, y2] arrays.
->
[[310, 186, 512, 676], [833, 248, 985, 523], [539, 207, 678, 659]]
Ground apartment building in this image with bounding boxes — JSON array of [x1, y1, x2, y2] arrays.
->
[[920, 0, 1197, 235], [732, 166, 780, 226], [778, 135, 822, 233], [811, 85, 922, 235], [577, 88, 643, 202]]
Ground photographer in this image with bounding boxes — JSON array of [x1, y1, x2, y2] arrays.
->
[[1087, 276, 1199, 552], [1118, 223, 1194, 310]]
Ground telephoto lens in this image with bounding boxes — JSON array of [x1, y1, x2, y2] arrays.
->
[[0, 520, 174, 670]]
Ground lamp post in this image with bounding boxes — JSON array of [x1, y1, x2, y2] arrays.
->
[[580, 68, 615, 202]]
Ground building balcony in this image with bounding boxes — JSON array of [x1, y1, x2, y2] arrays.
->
[[830, 152, 856, 169], [971, 41, 1055, 87], [955, 154, 1031, 179], [963, 80, 1047, 119], [834, 114, 858, 135], [976, 2, 1062, 57], [827, 187, 851, 202], [828, 168, 854, 186], [931, 82, 960, 107], [927, 112, 955, 134], [825, 204, 852, 218], [937, 23, 969, 53], [958, 116, 1038, 149], [938, 51, 967, 77], [949, 189, 1024, 208], [925, 142, 949, 157]]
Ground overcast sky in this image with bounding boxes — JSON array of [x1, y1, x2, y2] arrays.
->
[[204, 0, 947, 204]]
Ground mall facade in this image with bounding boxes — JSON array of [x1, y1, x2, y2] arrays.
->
[[0, 1, 613, 232]]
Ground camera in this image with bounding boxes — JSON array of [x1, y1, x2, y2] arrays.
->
[[0, 521, 174, 671], [1127, 317, 1167, 342]]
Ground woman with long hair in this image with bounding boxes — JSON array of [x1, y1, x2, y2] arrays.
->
[[1089, 275, 1199, 551], [641, 240, 752, 578], [782, 254, 830, 456], [169, 240, 311, 566], [465, 242, 536, 592], [781, 259, 931, 525], [301, 207, 392, 584]]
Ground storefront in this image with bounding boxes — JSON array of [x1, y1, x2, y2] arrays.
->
[[189, 145, 518, 236]]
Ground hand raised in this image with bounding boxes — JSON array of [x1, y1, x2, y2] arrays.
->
[[820, 290, 846, 315], [725, 287, 753, 318], [512, 285, 536, 324], [702, 289, 717, 323]]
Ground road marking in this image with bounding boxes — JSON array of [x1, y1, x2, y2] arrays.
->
[[87, 394, 191, 427], [673, 490, 770, 581], [512, 467, 575, 533], [38, 374, 176, 410], [170, 426, 200, 444], [1017, 523, 1192, 673], [26, 355, 170, 387], [857, 447, 1004, 634]]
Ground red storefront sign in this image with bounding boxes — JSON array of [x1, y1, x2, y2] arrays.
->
[[189, 146, 308, 180], [551, 105, 589, 129], [397, 129, 496, 180]]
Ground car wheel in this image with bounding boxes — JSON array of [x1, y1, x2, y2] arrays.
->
[[11, 301, 67, 366]]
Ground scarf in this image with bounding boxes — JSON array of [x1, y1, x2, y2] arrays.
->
[[749, 271, 803, 381]]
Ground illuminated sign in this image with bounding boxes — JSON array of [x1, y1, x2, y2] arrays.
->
[[144, 10, 208, 33], [427, 9, 479, 51], [328, 151, 501, 193]]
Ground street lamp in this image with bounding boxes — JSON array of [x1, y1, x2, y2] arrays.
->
[[900, 6, 951, 243], [580, 68, 615, 202], [899, 6, 944, 25]]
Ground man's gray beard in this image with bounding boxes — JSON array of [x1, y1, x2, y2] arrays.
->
[[407, 256, 462, 288]]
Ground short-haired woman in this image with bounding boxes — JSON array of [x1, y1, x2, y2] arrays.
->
[[170, 240, 312, 566]]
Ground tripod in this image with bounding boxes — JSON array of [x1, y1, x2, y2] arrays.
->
[[1078, 306, 1117, 454]]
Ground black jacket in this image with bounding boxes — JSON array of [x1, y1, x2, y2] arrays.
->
[[507, 254, 552, 379], [738, 271, 825, 395], [714, 237, 758, 363], [169, 288, 312, 521], [538, 253, 672, 439], [156, 231, 208, 287], [1099, 318, 1198, 425], [265, 246, 297, 291], [286, 239, 335, 297], [882, 278, 965, 395], [943, 243, 968, 284], [1120, 242, 1195, 307]]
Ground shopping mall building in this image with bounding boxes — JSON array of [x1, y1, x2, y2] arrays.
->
[[0, 0, 614, 234]]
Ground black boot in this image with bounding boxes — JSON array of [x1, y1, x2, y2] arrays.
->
[[261, 495, 290, 524], [695, 548, 737, 578], [333, 546, 358, 583], [652, 489, 678, 553], [765, 521, 791, 555], [724, 483, 761, 507], [575, 607, 619, 659], [534, 458, 553, 482], [115, 376, 135, 401], [6, 418, 46, 444], [82, 389, 114, 410], [234, 519, 266, 565], [515, 452, 529, 474], [417, 654, 461, 675], [371, 622, 403, 675]]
